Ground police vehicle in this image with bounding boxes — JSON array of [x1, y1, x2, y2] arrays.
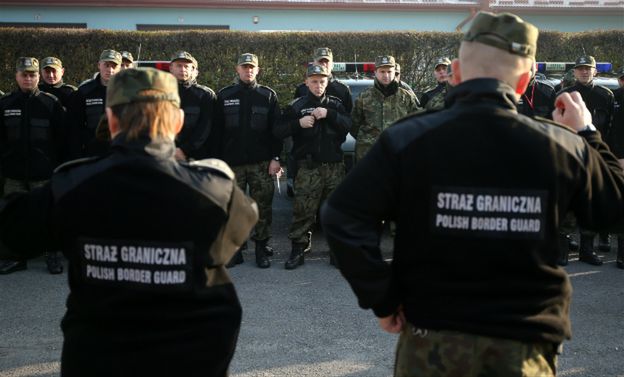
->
[[536, 61, 619, 90]]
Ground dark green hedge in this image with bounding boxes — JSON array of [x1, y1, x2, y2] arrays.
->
[[1, 28, 622, 105]]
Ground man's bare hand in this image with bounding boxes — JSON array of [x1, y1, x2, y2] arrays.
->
[[311, 107, 328, 120], [299, 115, 315, 128], [378, 308, 406, 334], [552, 91, 593, 133], [268, 160, 283, 177]]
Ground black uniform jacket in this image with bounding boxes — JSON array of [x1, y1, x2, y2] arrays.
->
[[609, 87, 624, 158], [294, 76, 353, 113], [67, 74, 107, 158], [321, 78, 624, 345], [0, 134, 258, 377], [39, 81, 77, 109], [177, 80, 217, 159], [517, 79, 556, 119], [276, 92, 351, 163], [559, 81, 614, 136], [0, 88, 66, 180], [215, 80, 282, 166]]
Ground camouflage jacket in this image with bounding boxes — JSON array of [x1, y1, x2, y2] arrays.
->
[[351, 80, 419, 160], [423, 83, 451, 112]]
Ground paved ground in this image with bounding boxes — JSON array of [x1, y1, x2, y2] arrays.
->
[[0, 187, 623, 377]]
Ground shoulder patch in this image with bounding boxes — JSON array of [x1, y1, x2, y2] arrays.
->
[[218, 84, 237, 97], [185, 158, 235, 180], [78, 78, 97, 90], [257, 85, 277, 98], [594, 84, 615, 98], [288, 96, 305, 106], [54, 156, 103, 173], [64, 84, 78, 91], [195, 84, 216, 96]]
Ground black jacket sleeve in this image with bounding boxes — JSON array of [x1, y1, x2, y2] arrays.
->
[[179, 89, 216, 159]]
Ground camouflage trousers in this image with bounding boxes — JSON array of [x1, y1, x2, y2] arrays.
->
[[232, 161, 274, 241], [4, 178, 48, 195], [355, 142, 374, 163], [394, 325, 558, 377], [289, 161, 344, 244]]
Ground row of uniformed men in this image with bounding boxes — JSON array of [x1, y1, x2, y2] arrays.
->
[[1, 47, 622, 275], [0, 47, 427, 274]]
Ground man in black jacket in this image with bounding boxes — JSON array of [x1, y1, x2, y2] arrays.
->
[[38, 56, 76, 109], [169, 51, 217, 160], [216, 53, 282, 268], [517, 64, 556, 119], [321, 12, 624, 375], [276, 64, 351, 269], [0, 57, 66, 275], [67, 49, 121, 158], [559, 55, 615, 265], [0, 68, 258, 377]]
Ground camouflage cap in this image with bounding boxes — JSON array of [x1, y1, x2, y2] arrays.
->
[[106, 68, 180, 108], [16, 57, 39, 73], [314, 47, 333, 62], [41, 56, 63, 70], [238, 53, 258, 67], [463, 11, 538, 59], [99, 49, 122, 65], [435, 57, 452, 68], [170, 51, 198, 68], [575, 55, 596, 68], [375, 55, 396, 68], [121, 51, 134, 63], [306, 64, 330, 77]]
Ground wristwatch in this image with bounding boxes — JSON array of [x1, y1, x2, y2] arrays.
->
[[580, 124, 597, 133], [273, 156, 280, 162]]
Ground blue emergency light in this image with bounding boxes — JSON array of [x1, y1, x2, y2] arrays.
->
[[537, 62, 613, 74]]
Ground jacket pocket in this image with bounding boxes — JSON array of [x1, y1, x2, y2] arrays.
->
[[224, 106, 239, 129], [183, 106, 200, 129], [85, 105, 104, 130], [30, 118, 51, 141], [250, 106, 269, 131], [4, 117, 21, 142]]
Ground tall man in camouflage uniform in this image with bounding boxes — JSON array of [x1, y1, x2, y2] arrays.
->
[[169, 51, 217, 160], [419, 57, 451, 111], [216, 53, 282, 268], [276, 65, 351, 270], [67, 49, 122, 158], [38, 57, 76, 109], [322, 11, 624, 375], [559, 55, 615, 265], [0, 58, 66, 274], [351, 55, 419, 162]]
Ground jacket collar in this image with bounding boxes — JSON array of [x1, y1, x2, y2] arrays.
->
[[110, 133, 177, 160], [446, 78, 518, 111]]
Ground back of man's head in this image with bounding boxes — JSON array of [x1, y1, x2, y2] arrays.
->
[[455, 12, 538, 94]]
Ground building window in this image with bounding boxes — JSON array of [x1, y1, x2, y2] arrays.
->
[[136, 24, 229, 31]]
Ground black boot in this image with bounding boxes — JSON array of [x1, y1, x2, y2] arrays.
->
[[617, 236, 623, 270], [0, 260, 27, 274], [254, 239, 271, 269], [45, 252, 63, 274], [557, 233, 569, 266], [598, 233, 611, 252], [226, 247, 245, 268], [579, 234, 602, 266], [285, 243, 305, 270]]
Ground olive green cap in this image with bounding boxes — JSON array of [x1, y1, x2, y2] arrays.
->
[[99, 49, 122, 65], [463, 11, 538, 59], [575, 55, 596, 68], [170, 51, 198, 68], [121, 51, 134, 63], [435, 57, 451, 68], [238, 53, 258, 67], [41, 56, 63, 70], [16, 57, 39, 72], [106, 68, 180, 108], [313, 47, 333, 62], [375, 55, 396, 68], [306, 64, 330, 77]]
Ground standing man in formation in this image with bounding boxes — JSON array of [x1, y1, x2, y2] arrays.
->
[[559, 55, 615, 265], [517, 64, 556, 119], [120, 51, 135, 70], [0, 57, 66, 275], [169, 51, 217, 161], [276, 64, 351, 270], [419, 57, 451, 111], [38, 57, 76, 109], [351, 55, 419, 162], [216, 53, 282, 268], [394, 63, 416, 96], [322, 11, 624, 375], [67, 49, 121, 158]]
